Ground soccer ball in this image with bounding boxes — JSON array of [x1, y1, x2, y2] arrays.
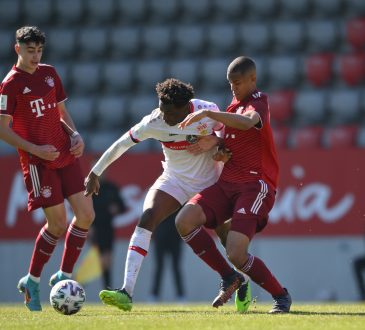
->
[[50, 280, 86, 315]]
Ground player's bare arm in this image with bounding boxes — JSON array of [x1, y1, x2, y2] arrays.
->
[[0, 114, 60, 160], [58, 101, 84, 158], [179, 109, 260, 131]]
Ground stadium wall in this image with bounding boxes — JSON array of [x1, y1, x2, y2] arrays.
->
[[0, 151, 364, 303]]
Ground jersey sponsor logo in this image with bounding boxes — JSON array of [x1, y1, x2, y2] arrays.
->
[[197, 122, 208, 135], [252, 92, 262, 99], [23, 87, 31, 94], [45, 76, 55, 87], [30, 98, 46, 117], [162, 140, 191, 150], [0, 94, 7, 110], [30, 98, 57, 118]]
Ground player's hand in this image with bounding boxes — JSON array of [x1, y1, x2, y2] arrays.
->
[[178, 110, 209, 129], [186, 135, 220, 155], [84, 172, 100, 197], [213, 148, 232, 163], [32, 144, 60, 161], [70, 134, 85, 158]]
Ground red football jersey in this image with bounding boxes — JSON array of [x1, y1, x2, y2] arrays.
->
[[0, 64, 75, 170], [220, 90, 279, 190]]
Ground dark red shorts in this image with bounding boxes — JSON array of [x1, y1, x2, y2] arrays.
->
[[189, 179, 276, 240], [24, 159, 85, 211]]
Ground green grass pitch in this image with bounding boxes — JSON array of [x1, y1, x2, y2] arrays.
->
[[0, 303, 364, 329]]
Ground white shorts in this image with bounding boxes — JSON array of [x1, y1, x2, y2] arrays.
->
[[150, 172, 213, 205]]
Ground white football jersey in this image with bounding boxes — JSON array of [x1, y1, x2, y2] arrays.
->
[[130, 99, 224, 190]]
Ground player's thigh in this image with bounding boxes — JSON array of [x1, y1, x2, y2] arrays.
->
[[60, 160, 85, 198], [230, 180, 275, 239], [214, 220, 232, 247], [43, 202, 68, 237], [67, 191, 95, 228], [189, 181, 232, 230], [139, 188, 181, 230], [24, 164, 64, 211]]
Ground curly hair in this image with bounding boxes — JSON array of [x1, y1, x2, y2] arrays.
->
[[156, 78, 194, 107], [16, 26, 46, 44]]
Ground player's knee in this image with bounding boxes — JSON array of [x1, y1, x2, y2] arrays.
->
[[226, 247, 249, 269], [139, 208, 159, 231], [75, 206, 95, 228], [175, 204, 204, 236], [47, 220, 68, 238]]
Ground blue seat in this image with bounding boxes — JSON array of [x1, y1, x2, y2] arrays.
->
[[168, 60, 199, 86], [66, 97, 95, 129], [294, 91, 327, 125], [70, 63, 101, 94], [0, 0, 20, 27], [306, 20, 338, 52], [55, 0, 84, 25], [206, 24, 237, 56], [47, 29, 76, 60], [102, 62, 134, 93], [135, 61, 166, 92], [109, 27, 141, 59], [174, 25, 206, 57], [141, 26, 172, 57], [78, 29, 108, 59], [95, 97, 127, 129]]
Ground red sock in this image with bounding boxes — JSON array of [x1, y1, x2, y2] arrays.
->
[[29, 226, 58, 277], [240, 254, 285, 297], [60, 224, 88, 274], [182, 226, 233, 278]]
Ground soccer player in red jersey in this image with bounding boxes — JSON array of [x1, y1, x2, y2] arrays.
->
[[0, 26, 94, 311], [176, 56, 292, 313]]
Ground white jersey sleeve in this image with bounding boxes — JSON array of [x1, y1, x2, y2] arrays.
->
[[92, 112, 157, 176]]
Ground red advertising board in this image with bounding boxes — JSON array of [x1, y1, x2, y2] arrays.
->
[[0, 149, 364, 240]]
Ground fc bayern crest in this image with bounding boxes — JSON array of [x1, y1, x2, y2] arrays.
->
[[40, 186, 52, 198], [45, 76, 55, 87]]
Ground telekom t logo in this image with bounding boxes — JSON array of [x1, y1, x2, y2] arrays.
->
[[30, 98, 45, 117]]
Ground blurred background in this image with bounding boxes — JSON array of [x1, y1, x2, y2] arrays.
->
[[1, 0, 365, 305]]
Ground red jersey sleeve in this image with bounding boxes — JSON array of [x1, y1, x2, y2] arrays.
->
[[52, 67, 67, 103], [0, 78, 18, 116], [246, 100, 268, 129]]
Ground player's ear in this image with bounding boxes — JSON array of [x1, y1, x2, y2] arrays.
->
[[14, 43, 20, 55], [249, 71, 256, 83]]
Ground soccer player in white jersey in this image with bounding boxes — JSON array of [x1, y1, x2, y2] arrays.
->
[[84, 78, 237, 311]]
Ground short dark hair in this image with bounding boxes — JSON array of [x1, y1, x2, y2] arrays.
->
[[227, 56, 256, 76], [16, 26, 46, 45], [156, 78, 194, 107]]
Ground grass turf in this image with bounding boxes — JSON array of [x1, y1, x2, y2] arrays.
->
[[0, 303, 364, 330]]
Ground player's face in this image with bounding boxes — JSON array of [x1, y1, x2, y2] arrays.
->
[[227, 70, 256, 101], [159, 102, 189, 126], [15, 42, 43, 74]]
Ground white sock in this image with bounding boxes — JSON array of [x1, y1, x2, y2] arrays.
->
[[28, 274, 40, 283], [122, 226, 152, 297]]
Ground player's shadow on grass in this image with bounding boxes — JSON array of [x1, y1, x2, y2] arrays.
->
[[278, 311, 365, 317]]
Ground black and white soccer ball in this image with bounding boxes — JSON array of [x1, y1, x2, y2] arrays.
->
[[50, 280, 86, 315]]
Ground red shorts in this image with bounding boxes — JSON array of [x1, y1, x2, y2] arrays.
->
[[189, 179, 276, 240], [24, 159, 85, 211]]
